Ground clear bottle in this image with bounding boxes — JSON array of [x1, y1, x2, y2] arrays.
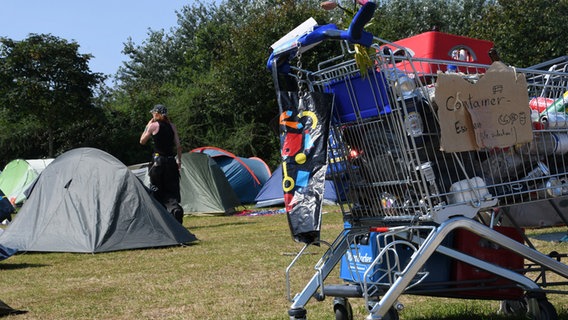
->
[[522, 161, 550, 180], [492, 162, 551, 196]]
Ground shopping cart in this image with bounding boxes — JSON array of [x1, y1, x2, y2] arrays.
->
[[268, 2, 568, 319]]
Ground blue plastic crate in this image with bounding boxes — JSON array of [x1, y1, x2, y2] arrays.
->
[[325, 70, 391, 123], [340, 225, 452, 286]]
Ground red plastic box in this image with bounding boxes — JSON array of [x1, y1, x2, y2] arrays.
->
[[393, 31, 494, 63], [452, 226, 525, 299], [386, 31, 495, 74]]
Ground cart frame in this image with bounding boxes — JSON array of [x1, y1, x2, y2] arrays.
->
[[269, 2, 568, 319]]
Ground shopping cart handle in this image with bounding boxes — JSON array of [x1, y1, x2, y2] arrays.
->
[[302, 1, 376, 44], [348, 0, 376, 40], [267, 1, 376, 72]]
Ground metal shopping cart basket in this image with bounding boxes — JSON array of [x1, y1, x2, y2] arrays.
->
[[268, 2, 568, 319]]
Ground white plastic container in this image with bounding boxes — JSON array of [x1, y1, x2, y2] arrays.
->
[[448, 177, 492, 204]]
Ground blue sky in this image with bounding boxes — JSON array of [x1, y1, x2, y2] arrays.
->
[[0, 1, 208, 79]]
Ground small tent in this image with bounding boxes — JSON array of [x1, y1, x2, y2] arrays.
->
[[255, 165, 339, 208], [0, 158, 53, 205], [0, 189, 14, 222], [191, 147, 271, 204], [0, 148, 197, 253], [180, 152, 240, 215]]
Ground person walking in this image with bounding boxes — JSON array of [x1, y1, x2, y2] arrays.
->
[[140, 104, 184, 224]]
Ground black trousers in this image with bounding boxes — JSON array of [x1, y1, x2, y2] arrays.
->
[[148, 155, 183, 223]]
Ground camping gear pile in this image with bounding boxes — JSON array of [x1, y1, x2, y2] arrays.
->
[[268, 2, 568, 319]]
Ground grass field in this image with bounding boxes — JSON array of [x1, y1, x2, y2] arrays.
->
[[1, 206, 568, 319]]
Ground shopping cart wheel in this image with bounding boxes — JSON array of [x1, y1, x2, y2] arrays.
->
[[333, 297, 353, 320], [366, 301, 400, 320], [528, 298, 558, 320], [288, 307, 307, 320], [383, 307, 400, 320], [500, 296, 558, 320], [498, 299, 526, 316]]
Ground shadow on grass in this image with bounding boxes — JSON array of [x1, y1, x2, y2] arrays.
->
[[530, 231, 568, 242], [189, 220, 256, 231], [413, 315, 568, 320], [0, 262, 49, 270]]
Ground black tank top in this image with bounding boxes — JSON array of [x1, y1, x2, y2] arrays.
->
[[152, 121, 175, 156]]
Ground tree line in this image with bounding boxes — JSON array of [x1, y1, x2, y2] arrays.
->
[[0, 0, 567, 169]]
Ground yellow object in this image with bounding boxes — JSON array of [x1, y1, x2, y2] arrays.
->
[[282, 162, 295, 192], [298, 110, 318, 127], [354, 44, 374, 78], [295, 153, 307, 164]]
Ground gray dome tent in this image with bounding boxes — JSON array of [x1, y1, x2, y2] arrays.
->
[[0, 148, 197, 253]]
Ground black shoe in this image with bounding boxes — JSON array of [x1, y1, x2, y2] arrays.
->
[[173, 208, 184, 224]]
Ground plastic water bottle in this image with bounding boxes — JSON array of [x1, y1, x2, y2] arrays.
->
[[522, 161, 550, 180], [502, 162, 550, 194]]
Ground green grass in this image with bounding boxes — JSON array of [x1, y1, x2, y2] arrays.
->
[[1, 206, 568, 319]]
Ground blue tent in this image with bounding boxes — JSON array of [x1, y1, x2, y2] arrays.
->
[[0, 243, 16, 261], [0, 189, 14, 223], [191, 147, 271, 204], [254, 165, 339, 208]]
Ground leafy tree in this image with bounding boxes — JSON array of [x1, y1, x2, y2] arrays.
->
[[177, 0, 336, 163], [112, 0, 330, 167], [109, 21, 190, 164], [118, 29, 184, 94], [471, 0, 568, 67], [14, 0, 568, 170], [107, 0, 568, 169], [0, 34, 104, 161], [369, 0, 489, 40]]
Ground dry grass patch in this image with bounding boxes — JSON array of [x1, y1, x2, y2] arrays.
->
[[1, 208, 568, 319]]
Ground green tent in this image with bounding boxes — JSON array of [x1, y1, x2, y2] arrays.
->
[[0, 159, 53, 205], [180, 152, 240, 215]]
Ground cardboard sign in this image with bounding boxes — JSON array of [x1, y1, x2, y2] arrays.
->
[[435, 62, 532, 152]]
